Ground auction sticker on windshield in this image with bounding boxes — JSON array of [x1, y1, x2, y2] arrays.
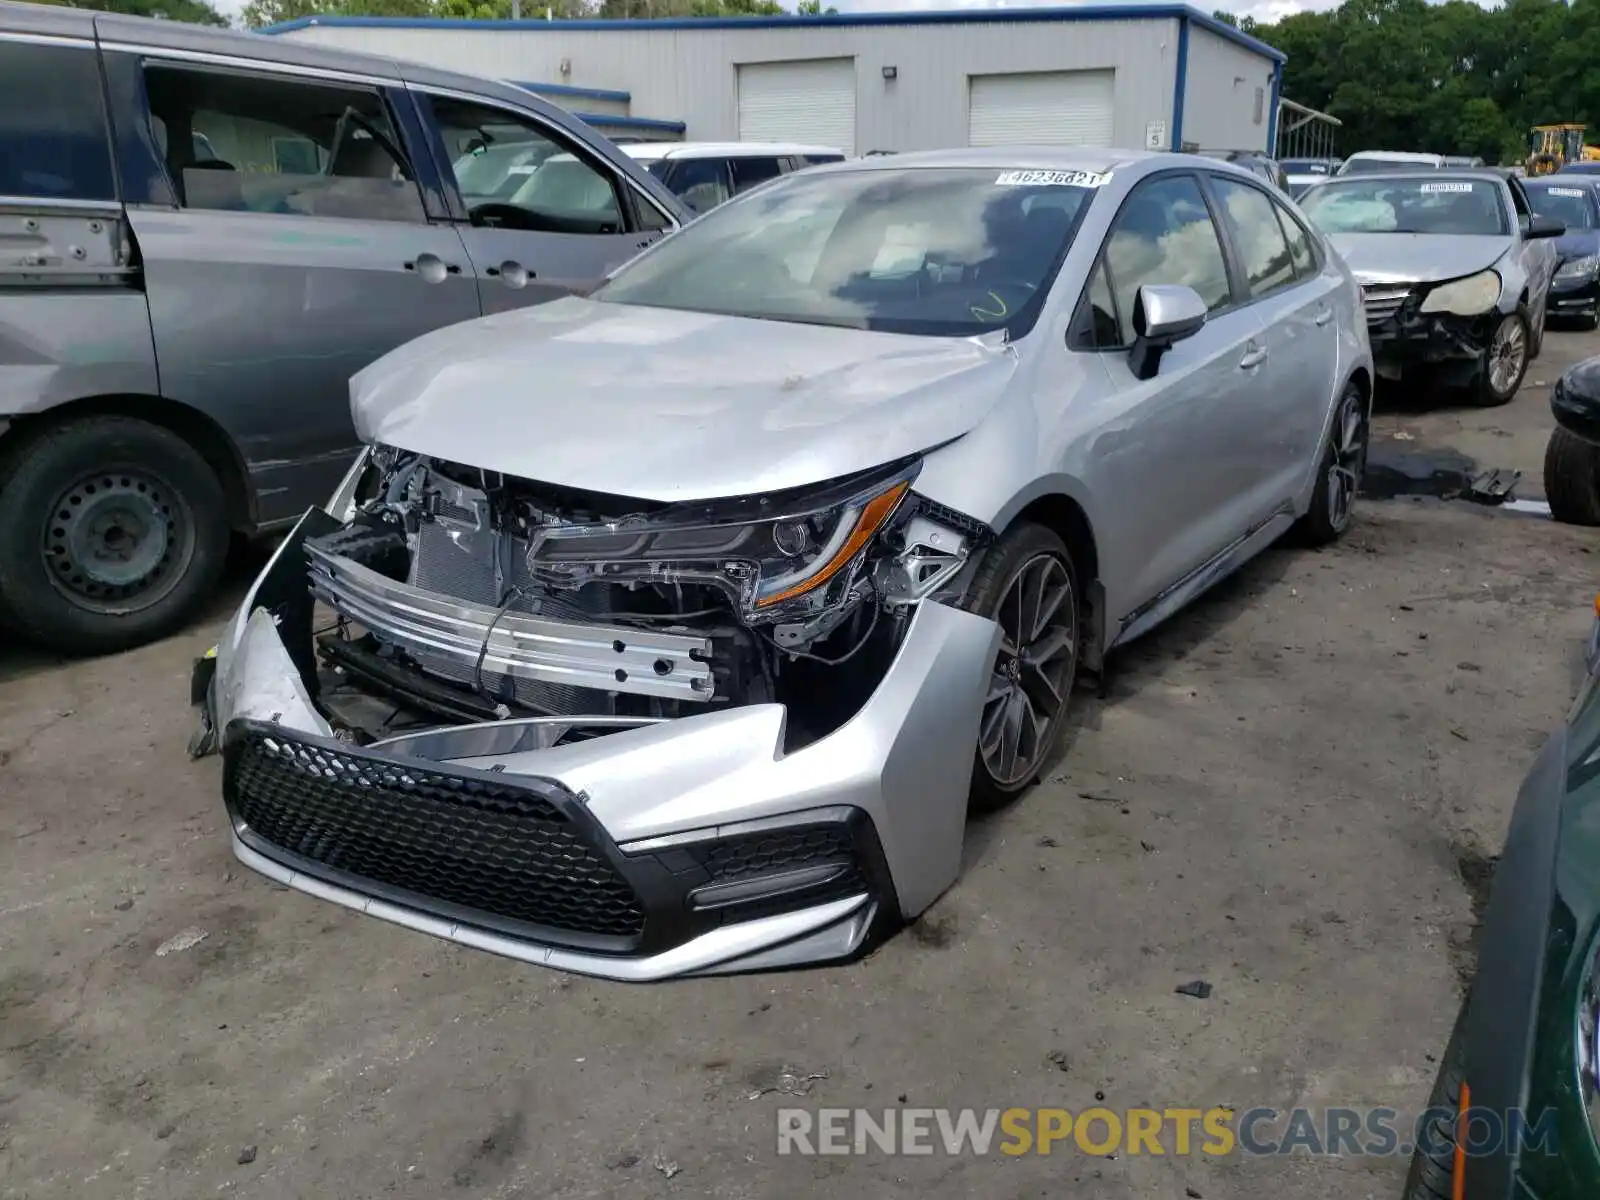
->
[[1550, 187, 1587, 197], [995, 170, 1111, 188], [1419, 182, 1473, 194]]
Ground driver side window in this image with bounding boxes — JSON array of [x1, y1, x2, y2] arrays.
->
[[429, 97, 625, 235]]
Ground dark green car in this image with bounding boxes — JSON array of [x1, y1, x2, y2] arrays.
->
[[1406, 596, 1600, 1198]]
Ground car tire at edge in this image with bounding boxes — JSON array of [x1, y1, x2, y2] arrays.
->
[[0, 416, 230, 655], [1544, 425, 1600, 526], [1402, 990, 1469, 1200]]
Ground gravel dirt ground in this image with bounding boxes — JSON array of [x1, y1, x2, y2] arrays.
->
[[2, 329, 1598, 1200]]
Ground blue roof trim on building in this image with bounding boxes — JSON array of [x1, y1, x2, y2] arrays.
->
[[1170, 14, 1189, 152], [576, 112, 687, 133], [511, 79, 631, 103], [257, 5, 1287, 64], [1265, 63, 1283, 155]]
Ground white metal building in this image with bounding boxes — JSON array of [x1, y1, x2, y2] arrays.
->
[[264, 5, 1286, 157]]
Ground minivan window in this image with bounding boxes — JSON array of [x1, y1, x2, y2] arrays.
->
[[668, 157, 732, 212], [731, 156, 784, 194], [142, 66, 424, 222], [0, 41, 115, 201], [431, 96, 624, 234]]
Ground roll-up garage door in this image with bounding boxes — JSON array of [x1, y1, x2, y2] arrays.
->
[[737, 58, 856, 156], [967, 70, 1115, 148]]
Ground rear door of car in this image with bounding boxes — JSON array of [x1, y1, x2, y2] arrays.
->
[[405, 84, 679, 313], [1068, 170, 1271, 610], [1203, 171, 1340, 515], [97, 35, 481, 526], [0, 24, 159, 422]]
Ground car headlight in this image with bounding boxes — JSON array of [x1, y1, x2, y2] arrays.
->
[[1419, 269, 1501, 316], [1557, 254, 1600, 282], [526, 461, 920, 622]]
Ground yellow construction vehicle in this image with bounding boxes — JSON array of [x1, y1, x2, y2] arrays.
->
[[1527, 124, 1600, 175]]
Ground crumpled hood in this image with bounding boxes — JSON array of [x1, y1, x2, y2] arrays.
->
[[351, 298, 1017, 501], [1327, 233, 1508, 286]]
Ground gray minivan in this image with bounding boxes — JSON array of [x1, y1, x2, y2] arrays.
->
[[0, 1, 686, 653]]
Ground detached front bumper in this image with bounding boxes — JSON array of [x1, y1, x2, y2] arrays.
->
[[195, 509, 1001, 980]]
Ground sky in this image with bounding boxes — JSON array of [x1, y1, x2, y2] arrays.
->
[[219, 0, 1344, 25]]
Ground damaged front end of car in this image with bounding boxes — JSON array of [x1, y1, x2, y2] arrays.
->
[[192, 446, 1002, 980], [1361, 270, 1504, 387]]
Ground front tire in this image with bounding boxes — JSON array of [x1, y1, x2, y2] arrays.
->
[[0, 417, 229, 655], [1297, 380, 1367, 546], [1544, 425, 1600, 525], [960, 523, 1080, 814], [1403, 993, 1469, 1200], [1471, 308, 1531, 407]]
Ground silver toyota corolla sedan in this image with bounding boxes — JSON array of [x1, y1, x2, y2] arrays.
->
[[194, 148, 1373, 980]]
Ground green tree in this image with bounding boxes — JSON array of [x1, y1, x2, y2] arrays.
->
[[796, 0, 838, 13], [28, 0, 227, 25]]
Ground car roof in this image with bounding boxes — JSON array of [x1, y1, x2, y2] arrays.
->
[[1314, 169, 1503, 184], [622, 142, 845, 162]]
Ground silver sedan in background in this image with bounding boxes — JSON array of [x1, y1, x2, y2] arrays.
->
[[1299, 170, 1562, 405], [198, 148, 1373, 980]]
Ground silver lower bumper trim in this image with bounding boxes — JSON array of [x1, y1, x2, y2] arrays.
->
[[231, 833, 876, 981]]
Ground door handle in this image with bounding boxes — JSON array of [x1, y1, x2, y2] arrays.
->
[[404, 252, 462, 283], [1238, 342, 1269, 370], [483, 261, 533, 289], [1314, 306, 1334, 327]]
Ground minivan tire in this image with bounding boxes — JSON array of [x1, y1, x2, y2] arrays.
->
[[0, 417, 229, 655]]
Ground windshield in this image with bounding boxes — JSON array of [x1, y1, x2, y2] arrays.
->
[[1340, 157, 1437, 176], [1300, 178, 1508, 236], [592, 166, 1096, 336], [1527, 183, 1596, 229]]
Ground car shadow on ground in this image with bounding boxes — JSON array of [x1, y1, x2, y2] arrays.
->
[[0, 535, 275, 687], [962, 537, 1297, 864]]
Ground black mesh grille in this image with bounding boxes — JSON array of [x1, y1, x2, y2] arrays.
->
[[695, 825, 854, 881], [228, 729, 645, 941]]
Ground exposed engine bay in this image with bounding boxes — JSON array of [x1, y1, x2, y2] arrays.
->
[[303, 445, 990, 748]]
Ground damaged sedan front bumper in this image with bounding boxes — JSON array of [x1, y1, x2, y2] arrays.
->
[[196, 509, 1000, 981], [1362, 286, 1498, 385]]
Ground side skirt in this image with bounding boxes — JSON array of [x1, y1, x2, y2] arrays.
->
[[1108, 505, 1297, 652]]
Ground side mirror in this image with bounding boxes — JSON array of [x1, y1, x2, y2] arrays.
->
[[1129, 284, 1208, 381], [1527, 213, 1566, 239]]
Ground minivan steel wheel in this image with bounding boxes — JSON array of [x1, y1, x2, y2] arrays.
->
[[0, 416, 229, 655], [43, 468, 195, 613]]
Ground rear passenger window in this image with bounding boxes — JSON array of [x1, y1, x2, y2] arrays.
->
[[1212, 177, 1295, 297], [1103, 174, 1232, 345], [1276, 204, 1317, 280], [731, 156, 784, 194], [142, 65, 424, 223], [670, 158, 732, 213], [0, 41, 115, 201]]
